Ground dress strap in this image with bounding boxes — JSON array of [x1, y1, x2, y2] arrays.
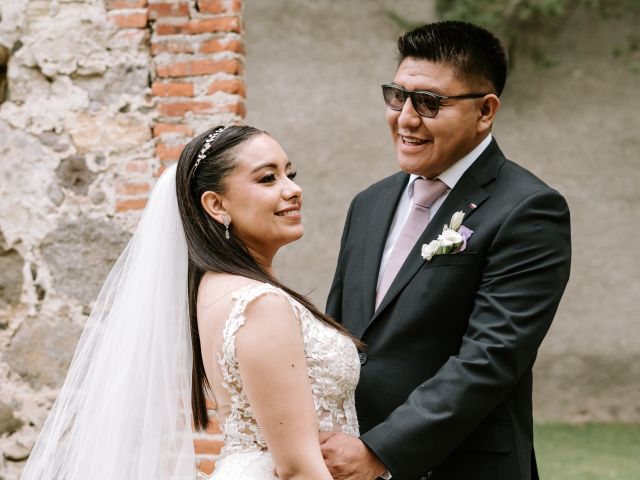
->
[[220, 283, 300, 381]]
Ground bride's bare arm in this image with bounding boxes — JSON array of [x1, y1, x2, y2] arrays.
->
[[236, 293, 332, 480]]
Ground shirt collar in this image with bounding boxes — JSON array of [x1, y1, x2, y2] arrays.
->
[[407, 133, 492, 196]]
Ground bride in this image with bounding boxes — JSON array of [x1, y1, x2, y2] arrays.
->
[[20, 125, 361, 479]]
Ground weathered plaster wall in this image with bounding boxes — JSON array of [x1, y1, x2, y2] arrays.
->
[[244, 0, 640, 423], [0, 2, 154, 476], [0, 1, 245, 477]]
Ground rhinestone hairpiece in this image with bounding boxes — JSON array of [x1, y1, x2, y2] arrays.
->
[[192, 126, 227, 175]]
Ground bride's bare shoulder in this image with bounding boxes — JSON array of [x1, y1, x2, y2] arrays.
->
[[197, 273, 271, 312]]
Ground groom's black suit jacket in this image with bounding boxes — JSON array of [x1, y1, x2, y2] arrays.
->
[[326, 139, 571, 480]]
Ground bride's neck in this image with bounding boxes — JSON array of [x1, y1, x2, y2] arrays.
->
[[247, 247, 276, 278]]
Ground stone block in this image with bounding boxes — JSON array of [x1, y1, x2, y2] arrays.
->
[[27, 6, 111, 77], [75, 61, 150, 110], [55, 155, 96, 195], [65, 112, 151, 155], [0, 400, 23, 436], [0, 231, 24, 307], [40, 216, 131, 305], [4, 315, 83, 390], [0, 121, 61, 242], [46, 181, 65, 206]]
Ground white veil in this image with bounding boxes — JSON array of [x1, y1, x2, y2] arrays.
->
[[21, 165, 197, 479]]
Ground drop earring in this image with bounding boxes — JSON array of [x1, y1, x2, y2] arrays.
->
[[223, 214, 230, 240]]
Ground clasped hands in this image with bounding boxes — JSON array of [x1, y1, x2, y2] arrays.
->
[[319, 431, 386, 480], [272, 431, 386, 479]]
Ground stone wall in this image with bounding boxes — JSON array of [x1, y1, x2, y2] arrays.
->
[[0, 1, 244, 477]]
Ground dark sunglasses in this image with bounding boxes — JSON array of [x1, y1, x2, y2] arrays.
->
[[382, 84, 489, 118]]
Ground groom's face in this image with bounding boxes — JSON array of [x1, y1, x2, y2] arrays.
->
[[386, 57, 486, 179]]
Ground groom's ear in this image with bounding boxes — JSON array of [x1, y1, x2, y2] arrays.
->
[[476, 94, 500, 134], [201, 191, 227, 224]]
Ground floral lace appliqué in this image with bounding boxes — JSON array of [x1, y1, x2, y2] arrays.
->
[[216, 283, 360, 457]]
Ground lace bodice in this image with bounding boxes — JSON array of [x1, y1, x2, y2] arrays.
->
[[213, 283, 360, 457]]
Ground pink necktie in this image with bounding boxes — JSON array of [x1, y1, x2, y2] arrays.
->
[[375, 178, 448, 309]]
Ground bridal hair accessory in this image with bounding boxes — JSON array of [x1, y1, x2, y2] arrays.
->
[[421, 211, 474, 261], [193, 125, 227, 175], [20, 165, 196, 480], [223, 214, 231, 240]]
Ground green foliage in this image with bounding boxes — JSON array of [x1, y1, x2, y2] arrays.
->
[[612, 33, 640, 73], [435, 0, 640, 69], [535, 422, 640, 479]]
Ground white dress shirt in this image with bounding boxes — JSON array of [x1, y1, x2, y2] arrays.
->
[[376, 134, 492, 290]]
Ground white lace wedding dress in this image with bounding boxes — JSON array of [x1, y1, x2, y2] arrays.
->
[[203, 283, 360, 479]]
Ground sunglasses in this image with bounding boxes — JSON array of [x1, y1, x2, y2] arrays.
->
[[382, 84, 489, 118]]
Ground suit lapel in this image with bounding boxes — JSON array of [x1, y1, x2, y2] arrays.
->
[[356, 173, 409, 335], [365, 139, 505, 331]]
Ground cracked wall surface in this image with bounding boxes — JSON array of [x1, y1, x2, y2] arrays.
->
[[0, 1, 245, 477], [0, 1, 154, 476]]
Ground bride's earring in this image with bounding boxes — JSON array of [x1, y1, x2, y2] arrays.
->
[[223, 214, 231, 240]]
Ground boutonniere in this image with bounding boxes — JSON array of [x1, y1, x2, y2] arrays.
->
[[421, 211, 474, 261]]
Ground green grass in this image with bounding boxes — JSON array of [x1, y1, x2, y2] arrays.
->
[[535, 423, 640, 480]]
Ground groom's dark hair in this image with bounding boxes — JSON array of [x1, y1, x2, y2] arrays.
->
[[398, 20, 508, 96]]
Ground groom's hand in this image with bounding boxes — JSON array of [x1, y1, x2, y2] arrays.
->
[[319, 432, 386, 480]]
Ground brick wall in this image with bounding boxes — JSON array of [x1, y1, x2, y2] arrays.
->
[[108, 0, 245, 218], [106, 0, 245, 475]]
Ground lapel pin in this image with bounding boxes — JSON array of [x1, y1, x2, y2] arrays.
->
[[468, 202, 477, 210]]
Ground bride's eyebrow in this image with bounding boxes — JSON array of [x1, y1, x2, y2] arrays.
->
[[250, 161, 292, 174]]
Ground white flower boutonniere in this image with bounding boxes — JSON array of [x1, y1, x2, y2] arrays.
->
[[421, 211, 474, 261]]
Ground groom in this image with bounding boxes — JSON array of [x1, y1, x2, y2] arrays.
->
[[322, 21, 571, 480]]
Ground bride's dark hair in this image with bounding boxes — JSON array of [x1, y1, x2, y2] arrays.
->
[[176, 125, 360, 431]]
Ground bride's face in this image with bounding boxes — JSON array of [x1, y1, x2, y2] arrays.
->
[[220, 134, 303, 262]]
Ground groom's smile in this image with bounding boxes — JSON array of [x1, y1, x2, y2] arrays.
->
[[386, 57, 492, 179]]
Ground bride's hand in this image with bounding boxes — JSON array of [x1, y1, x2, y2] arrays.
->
[[319, 432, 386, 480]]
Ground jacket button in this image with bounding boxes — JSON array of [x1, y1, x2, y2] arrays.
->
[[358, 352, 368, 365]]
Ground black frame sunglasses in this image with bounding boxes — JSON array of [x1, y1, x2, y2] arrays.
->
[[382, 84, 489, 118]]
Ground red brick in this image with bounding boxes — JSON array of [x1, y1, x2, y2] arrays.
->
[[157, 101, 216, 117], [126, 160, 149, 173], [153, 123, 194, 137], [156, 143, 185, 160], [108, 10, 149, 28], [194, 437, 224, 455], [116, 181, 151, 195], [219, 101, 245, 117], [156, 16, 240, 35], [207, 78, 245, 96], [107, 0, 147, 9], [197, 458, 216, 476], [196, 0, 224, 14], [151, 39, 195, 54], [148, 2, 189, 19], [199, 37, 244, 54], [116, 198, 148, 212], [156, 58, 240, 77], [151, 81, 194, 97]]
